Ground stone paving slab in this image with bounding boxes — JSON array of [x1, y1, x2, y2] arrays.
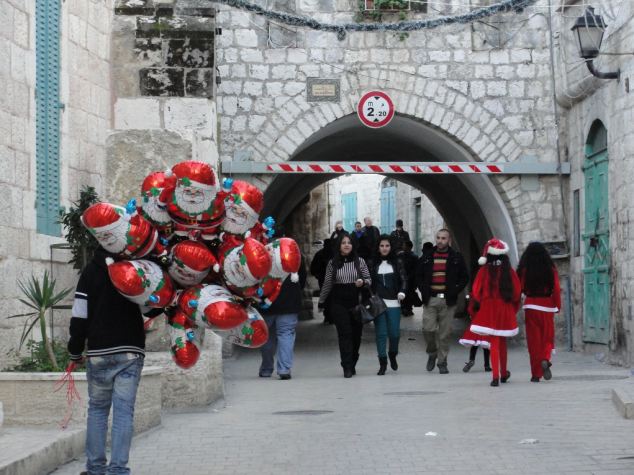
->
[[0, 427, 84, 475], [53, 309, 634, 475]]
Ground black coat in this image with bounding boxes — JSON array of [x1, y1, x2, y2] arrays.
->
[[415, 246, 469, 306], [261, 256, 307, 315], [310, 247, 332, 288], [369, 256, 408, 301]]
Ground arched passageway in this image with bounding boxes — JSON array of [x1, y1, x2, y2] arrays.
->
[[262, 113, 518, 264]]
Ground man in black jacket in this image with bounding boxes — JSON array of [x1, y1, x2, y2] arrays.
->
[[416, 229, 469, 374], [68, 247, 159, 475], [259, 255, 307, 379]]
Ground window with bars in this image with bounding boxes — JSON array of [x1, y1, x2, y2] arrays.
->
[[35, 0, 62, 236]]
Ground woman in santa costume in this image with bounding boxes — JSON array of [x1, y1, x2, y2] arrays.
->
[[469, 238, 521, 387], [517, 242, 561, 382]]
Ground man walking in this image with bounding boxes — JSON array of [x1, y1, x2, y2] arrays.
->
[[259, 256, 307, 379], [68, 247, 158, 475], [416, 229, 469, 374], [362, 217, 380, 258], [390, 219, 410, 252]]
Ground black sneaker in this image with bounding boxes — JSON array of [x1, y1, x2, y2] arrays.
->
[[490, 379, 499, 387], [541, 360, 552, 380], [438, 364, 449, 374], [484, 365, 492, 372], [343, 368, 353, 378], [463, 360, 475, 373], [530, 377, 540, 382], [279, 374, 291, 380], [426, 354, 437, 372], [501, 370, 511, 383]]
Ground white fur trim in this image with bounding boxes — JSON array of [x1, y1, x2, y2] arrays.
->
[[478, 256, 487, 265], [459, 338, 491, 349], [470, 324, 518, 337], [523, 304, 559, 313], [290, 272, 299, 283], [105, 257, 114, 266], [487, 242, 509, 255], [212, 264, 220, 273]]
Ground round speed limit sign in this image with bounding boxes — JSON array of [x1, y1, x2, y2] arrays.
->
[[357, 91, 395, 128]]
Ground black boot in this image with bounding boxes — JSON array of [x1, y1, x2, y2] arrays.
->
[[388, 351, 398, 371], [377, 357, 388, 375], [343, 367, 353, 378]]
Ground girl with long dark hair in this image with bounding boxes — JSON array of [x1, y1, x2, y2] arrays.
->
[[369, 235, 407, 375], [469, 238, 521, 387], [318, 233, 371, 378], [517, 242, 561, 382]]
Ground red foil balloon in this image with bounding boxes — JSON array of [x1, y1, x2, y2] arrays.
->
[[168, 240, 219, 287], [140, 171, 176, 237], [226, 306, 269, 348], [168, 310, 201, 369], [82, 202, 158, 258], [106, 258, 175, 308], [178, 284, 248, 330], [267, 238, 301, 280], [221, 180, 264, 237], [221, 237, 271, 299], [159, 161, 225, 239]]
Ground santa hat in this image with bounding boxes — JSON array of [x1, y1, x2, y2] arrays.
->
[[478, 238, 510, 265], [171, 240, 220, 273], [169, 161, 217, 191], [242, 237, 272, 279], [228, 180, 263, 218], [81, 203, 125, 233], [141, 171, 177, 196]]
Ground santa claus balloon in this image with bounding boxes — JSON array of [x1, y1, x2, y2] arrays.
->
[[167, 309, 202, 369], [82, 202, 158, 258], [140, 171, 177, 239], [159, 161, 225, 240], [178, 284, 248, 330], [168, 240, 219, 287], [220, 237, 271, 301], [220, 178, 272, 242], [105, 258, 175, 307], [225, 305, 269, 348]]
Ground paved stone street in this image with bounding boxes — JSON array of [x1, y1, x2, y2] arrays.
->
[[53, 309, 634, 475]]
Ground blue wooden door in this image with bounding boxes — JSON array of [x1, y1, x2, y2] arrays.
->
[[380, 186, 396, 234], [341, 192, 357, 232], [582, 121, 610, 344]]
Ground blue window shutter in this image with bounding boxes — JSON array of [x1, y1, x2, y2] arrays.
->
[[35, 0, 61, 236], [341, 192, 357, 232]]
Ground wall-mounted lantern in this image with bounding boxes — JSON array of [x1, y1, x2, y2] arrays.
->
[[571, 7, 619, 80]]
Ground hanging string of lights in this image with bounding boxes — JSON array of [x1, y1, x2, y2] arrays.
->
[[209, 0, 537, 39]]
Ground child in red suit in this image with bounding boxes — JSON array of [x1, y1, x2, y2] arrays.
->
[[517, 242, 561, 382], [459, 296, 491, 372], [469, 238, 521, 387]]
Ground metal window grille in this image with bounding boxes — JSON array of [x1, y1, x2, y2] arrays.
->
[[35, 0, 62, 236]]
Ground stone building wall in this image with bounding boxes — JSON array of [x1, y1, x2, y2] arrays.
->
[[214, 0, 566, 251], [0, 0, 114, 368], [555, 1, 634, 365]]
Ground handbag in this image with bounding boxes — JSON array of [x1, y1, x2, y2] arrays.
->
[[351, 259, 388, 324]]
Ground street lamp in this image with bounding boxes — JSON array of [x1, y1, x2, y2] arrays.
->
[[571, 6, 619, 80]]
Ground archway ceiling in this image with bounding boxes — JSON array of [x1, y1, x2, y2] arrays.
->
[[261, 113, 518, 260]]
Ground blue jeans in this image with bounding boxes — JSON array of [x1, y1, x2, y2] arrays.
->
[[86, 353, 144, 475], [374, 307, 401, 357], [259, 313, 298, 376]]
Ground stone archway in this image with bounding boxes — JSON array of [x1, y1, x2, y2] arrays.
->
[[260, 112, 518, 263]]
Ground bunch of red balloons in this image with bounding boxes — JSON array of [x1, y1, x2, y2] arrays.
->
[[81, 160, 301, 369]]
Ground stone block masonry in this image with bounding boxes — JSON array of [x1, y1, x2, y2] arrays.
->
[[116, 3, 216, 98]]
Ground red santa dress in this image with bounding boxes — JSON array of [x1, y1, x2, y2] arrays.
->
[[459, 298, 491, 349], [520, 266, 561, 379], [469, 265, 521, 338]]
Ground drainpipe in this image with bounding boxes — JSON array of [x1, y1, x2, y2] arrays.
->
[[564, 274, 573, 351]]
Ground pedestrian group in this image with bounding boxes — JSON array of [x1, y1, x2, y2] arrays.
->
[[310, 220, 561, 387]]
